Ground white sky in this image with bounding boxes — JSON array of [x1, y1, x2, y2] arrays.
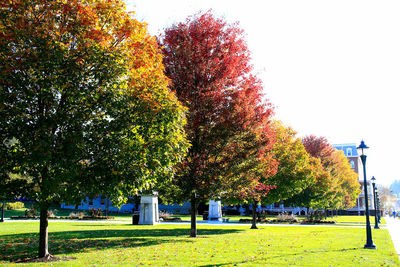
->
[[125, 0, 400, 186]]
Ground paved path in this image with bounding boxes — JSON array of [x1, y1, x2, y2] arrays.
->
[[386, 216, 400, 259]]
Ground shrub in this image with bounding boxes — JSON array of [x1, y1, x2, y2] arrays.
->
[[25, 207, 37, 217], [276, 212, 298, 223], [69, 212, 85, 219], [89, 208, 103, 217], [159, 211, 172, 220], [6, 201, 25, 210], [306, 210, 325, 222], [47, 209, 58, 218]]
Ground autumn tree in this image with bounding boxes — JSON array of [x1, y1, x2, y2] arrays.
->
[[264, 121, 315, 205], [286, 135, 360, 212], [325, 150, 360, 210], [0, 0, 187, 259], [160, 11, 275, 237], [224, 117, 278, 230]]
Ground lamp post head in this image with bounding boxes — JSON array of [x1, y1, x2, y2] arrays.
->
[[371, 176, 376, 186], [357, 140, 369, 156]]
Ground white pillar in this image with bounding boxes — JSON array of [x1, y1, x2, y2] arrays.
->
[[139, 193, 159, 225], [208, 200, 222, 221]]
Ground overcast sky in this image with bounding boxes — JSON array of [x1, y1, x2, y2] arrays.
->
[[126, 0, 400, 186]]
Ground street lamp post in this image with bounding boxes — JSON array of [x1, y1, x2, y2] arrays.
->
[[376, 195, 381, 223], [357, 140, 376, 249], [371, 176, 379, 229]]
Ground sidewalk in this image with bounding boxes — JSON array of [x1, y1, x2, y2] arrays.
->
[[386, 216, 400, 259]]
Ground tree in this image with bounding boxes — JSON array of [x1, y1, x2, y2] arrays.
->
[[264, 121, 315, 205], [0, 0, 187, 259], [324, 150, 360, 210], [160, 11, 275, 237], [286, 135, 360, 212], [224, 118, 278, 230], [378, 185, 397, 212], [284, 157, 331, 210], [390, 180, 400, 196]]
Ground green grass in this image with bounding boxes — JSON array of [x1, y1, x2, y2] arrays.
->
[[329, 215, 386, 225], [0, 221, 398, 266]]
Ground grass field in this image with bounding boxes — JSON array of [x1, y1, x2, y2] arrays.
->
[[0, 221, 398, 266]]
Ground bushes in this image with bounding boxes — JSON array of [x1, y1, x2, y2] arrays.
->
[[276, 213, 299, 223], [25, 207, 38, 217], [69, 212, 85, 219], [6, 201, 25, 210], [89, 208, 103, 217], [159, 211, 172, 220]]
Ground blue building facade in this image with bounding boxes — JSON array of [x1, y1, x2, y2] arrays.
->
[[61, 195, 191, 214]]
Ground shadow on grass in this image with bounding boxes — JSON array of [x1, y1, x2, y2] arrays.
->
[[198, 247, 361, 267], [0, 227, 242, 262]]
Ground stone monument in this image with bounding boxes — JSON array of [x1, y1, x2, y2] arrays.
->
[[208, 200, 222, 221], [139, 192, 159, 225]]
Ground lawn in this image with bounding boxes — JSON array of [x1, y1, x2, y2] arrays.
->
[[332, 215, 386, 225], [0, 221, 398, 266]]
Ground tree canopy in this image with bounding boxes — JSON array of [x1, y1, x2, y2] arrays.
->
[[285, 135, 360, 210], [264, 121, 315, 204]]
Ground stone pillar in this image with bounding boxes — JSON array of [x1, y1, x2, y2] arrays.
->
[[208, 200, 222, 221], [139, 193, 159, 225]]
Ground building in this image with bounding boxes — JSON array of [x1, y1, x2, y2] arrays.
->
[[333, 143, 375, 215], [61, 195, 191, 214]]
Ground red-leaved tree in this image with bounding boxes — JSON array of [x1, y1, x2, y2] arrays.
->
[[160, 11, 275, 237]]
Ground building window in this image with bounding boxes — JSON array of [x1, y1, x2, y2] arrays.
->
[[346, 148, 352, 156], [350, 160, 355, 169]]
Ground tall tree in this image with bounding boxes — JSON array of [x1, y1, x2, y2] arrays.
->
[[325, 150, 360, 210], [264, 121, 315, 205], [390, 180, 400, 196], [0, 0, 187, 259], [287, 135, 360, 211], [378, 185, 397, 211], [161, 11, 275, 237]]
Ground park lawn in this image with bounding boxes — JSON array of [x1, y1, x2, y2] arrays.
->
[[331, 215, 386, 225], [0, 221, 398, 266]]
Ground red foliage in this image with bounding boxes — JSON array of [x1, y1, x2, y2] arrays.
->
[[302, 135, 334, 159], [161, 10, 276, 201], [239, 182, 276, 202]]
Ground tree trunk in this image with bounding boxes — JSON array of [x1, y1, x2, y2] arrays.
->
[[0, 201, 4, 222], [190, 196, 197, 237], [251, 200, 258, 229], [39, 206, 50, 258]]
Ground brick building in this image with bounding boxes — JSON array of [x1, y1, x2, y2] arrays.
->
[[333, 143, 375, 215]]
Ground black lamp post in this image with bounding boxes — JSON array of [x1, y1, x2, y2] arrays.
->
[[376, 195, 381, 223], [357, 140, 376, 249], [371, 176, 379, 229]]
